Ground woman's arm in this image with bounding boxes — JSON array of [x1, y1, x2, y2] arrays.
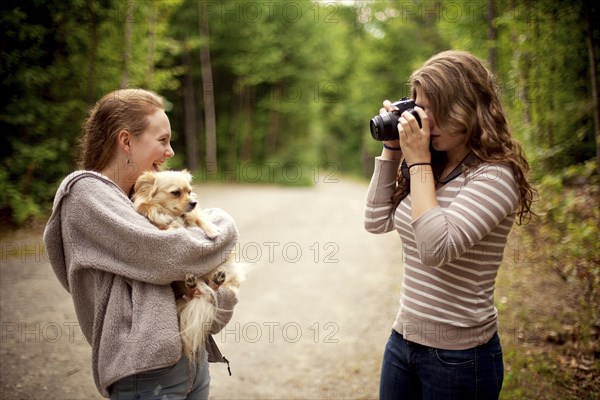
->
[[411, 164, 519, 267], [210, 286, 239, 335], [63, 176, 238, 285], [397, 106, 438, 220], [364, 102, 405, 234], [364, 157, 401, 234], [407, 163, 438, 220]]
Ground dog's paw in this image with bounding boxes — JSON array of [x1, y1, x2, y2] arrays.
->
[[203, 225, 220, 240], [184, 273, 197, 289], [207, 270, 226, 290], [214, 270, 226, 285], [206, 230, 219, 240]]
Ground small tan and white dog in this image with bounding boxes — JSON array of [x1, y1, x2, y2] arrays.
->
[[132, 170, 243, 358]]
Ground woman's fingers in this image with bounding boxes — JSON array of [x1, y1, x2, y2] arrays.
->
[[401, 111, 420, 131], [413, 106, 429, 132]]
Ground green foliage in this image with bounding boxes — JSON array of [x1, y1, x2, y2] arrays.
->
[[494, 0, 596, 172], [1, 0, 599, 229], [0, 0, 182, 225], [528, 161, 600, 315], [1, 0, 91, 224], [1, 0, 599, 396]]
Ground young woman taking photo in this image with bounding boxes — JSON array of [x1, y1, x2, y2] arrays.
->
[[364, 50, 536, 399]]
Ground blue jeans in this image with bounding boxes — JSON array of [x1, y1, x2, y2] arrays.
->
[[110, 352, 210, 400], [380, 330, 503, 400]]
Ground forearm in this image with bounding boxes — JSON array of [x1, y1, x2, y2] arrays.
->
[[364, 156, 401, 233], [210, 286, 238, 334], [409, 164, 438, 220], [66, 180, 239, 285], [380, 146, 403, 161]]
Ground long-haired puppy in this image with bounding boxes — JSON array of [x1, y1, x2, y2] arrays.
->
[[132, 170, 244, 358]]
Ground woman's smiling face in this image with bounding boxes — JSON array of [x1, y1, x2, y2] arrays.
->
[[128, 109, 174, 179]]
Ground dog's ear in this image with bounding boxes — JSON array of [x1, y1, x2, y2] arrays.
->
[[181, 169, 193, 184], [133, 171, 157, 203]]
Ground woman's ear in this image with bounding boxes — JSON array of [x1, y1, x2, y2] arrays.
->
[[117, 130, 132, 155]]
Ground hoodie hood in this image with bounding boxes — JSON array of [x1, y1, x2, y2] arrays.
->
[[43, 171, 120, 292]]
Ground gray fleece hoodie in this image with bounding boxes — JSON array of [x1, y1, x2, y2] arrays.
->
[[43, 171, 239, 397]]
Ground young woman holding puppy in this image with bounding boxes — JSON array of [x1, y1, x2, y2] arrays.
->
[[44, 89, 238, 399], [364, 50, 536, 399]]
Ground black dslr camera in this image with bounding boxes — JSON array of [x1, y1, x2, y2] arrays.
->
[[370, 98, 422, 141]]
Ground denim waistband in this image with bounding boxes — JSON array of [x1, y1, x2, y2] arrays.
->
[[392, 329, 499, 351]]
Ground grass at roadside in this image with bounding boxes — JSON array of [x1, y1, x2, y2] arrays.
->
[[496, 227, 599, 400]]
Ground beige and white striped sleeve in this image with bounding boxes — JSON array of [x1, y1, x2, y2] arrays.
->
[[410, 163, 519, 267], [364, 157, 401, 234]]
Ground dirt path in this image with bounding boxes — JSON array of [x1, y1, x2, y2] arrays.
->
[[1, 178, 403, 399]]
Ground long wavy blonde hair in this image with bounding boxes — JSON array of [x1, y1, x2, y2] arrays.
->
[[392, 50, 536, 224]]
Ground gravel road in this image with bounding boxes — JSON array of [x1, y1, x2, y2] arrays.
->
[[1, 178, 403, 399]]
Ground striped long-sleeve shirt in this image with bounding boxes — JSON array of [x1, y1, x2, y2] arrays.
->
[[364, 157, 518, 350]]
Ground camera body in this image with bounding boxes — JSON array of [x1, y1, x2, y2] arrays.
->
[[370, 98, 422, 141]]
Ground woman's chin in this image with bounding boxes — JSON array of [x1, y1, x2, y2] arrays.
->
[[430, 142, 443, 152], [151, 163, 162, 172]]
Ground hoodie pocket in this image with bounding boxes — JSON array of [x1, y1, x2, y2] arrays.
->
[[120, 278, 135, 339]]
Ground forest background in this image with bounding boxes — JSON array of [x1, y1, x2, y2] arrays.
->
[[1, 0, 599, 398]]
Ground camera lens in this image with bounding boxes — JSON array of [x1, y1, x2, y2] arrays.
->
[[370, 112, 399, 141], [369, 105, 422, 142], [369, 116, 384, 140]]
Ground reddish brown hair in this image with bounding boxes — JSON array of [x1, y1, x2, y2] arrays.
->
[[79, 89, 164, 171], [392, 50, 536, 224]]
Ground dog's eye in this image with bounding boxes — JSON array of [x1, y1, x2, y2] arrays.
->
[[171, 190, 181, 197]]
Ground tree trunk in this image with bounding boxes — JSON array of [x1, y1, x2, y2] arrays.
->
[[198, 1, 217, 171], [145, 2, 157, 88], [86, 0, 97, 104], [227, 89, 241, 167], [513, 29, 532, 143], [121, 0, 133, 88], [266, 84, 282, 157], [487, 0, 497, 72], [584, 0, 600, 178], [241, 86, 255, 161], [182, 45, 199, 171]]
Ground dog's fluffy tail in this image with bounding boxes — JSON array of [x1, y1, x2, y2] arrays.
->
[[177, 281, 217, 358]]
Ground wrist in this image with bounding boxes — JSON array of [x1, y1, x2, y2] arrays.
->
[[406, 162, 432, 176], [381, 148, 402, 161], [383, 143, 401, 151], [406, 161, 432, 167], [381, 142, 402, 161], [407, 162, 432, 174]]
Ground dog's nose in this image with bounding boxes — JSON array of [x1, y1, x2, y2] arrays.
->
[[189, 201, 197, 210]]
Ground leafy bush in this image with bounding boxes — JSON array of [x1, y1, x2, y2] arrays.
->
[[527, 160, 599, 318]]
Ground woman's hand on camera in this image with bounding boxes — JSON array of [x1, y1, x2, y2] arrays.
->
[[398, 106, 430, 163], [381, 100, 401, 157]]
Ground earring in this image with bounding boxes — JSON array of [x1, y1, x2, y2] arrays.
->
[[125, 158, 130, 166]]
